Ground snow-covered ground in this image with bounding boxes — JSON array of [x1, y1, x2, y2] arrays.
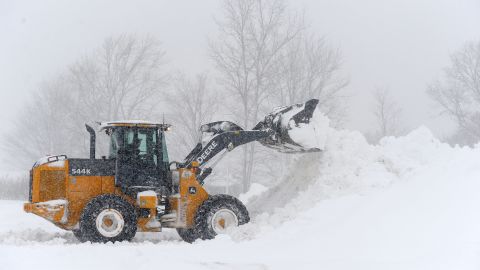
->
[[2, 127, 480, 269]]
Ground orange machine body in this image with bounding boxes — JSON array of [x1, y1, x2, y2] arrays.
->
[[24, 160, 209, 232]]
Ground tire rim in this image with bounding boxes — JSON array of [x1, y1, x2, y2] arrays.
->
[[211, 209, 239, 234], [96, 209, 125, 238]]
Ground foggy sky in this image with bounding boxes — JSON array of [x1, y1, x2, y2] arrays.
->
[[1, 0, 479, 169]]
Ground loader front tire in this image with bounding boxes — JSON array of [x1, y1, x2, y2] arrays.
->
[[79, 194, 137, 243], [195, 194, 249, 240], [176, 228, 200, 243], [72, 229, 87, 242]]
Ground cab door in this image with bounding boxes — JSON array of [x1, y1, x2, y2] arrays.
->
[[115, 127, 162, 190]]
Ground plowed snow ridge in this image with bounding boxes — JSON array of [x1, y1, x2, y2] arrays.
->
[[244, 127, 423, 222]]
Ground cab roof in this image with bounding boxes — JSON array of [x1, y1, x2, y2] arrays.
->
[[99, 120, 171, 131]]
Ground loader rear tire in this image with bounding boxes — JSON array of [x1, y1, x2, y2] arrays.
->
[[72, 229, 87, 242], [176, 228, 200, 243], [79, 194, 137, 243], [195, 194, 249, 240]]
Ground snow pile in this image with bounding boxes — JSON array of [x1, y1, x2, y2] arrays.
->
[[36, 199, 67, 207], [239, 127, 387, 238], [237, 126, 475, 241], [33, 155, 67, 168], [284, 104, 330, 150]]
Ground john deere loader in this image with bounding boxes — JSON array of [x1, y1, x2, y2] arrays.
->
[[24, 99, 324, 243]]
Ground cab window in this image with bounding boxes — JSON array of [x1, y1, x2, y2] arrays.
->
[[160, 131, 169, 163]]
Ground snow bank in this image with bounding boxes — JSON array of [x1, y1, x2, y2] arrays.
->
[[238, 126, 479, 243]]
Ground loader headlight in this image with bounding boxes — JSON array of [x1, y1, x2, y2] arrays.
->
[[182, 170, 192, 179]]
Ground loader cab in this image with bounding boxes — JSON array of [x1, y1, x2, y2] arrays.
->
[[100, 121, 171, 194]]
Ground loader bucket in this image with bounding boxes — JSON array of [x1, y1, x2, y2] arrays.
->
[[253, 99, 329, 153]]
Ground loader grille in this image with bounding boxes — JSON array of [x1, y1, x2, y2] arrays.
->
[[39, 170, 66, 201]]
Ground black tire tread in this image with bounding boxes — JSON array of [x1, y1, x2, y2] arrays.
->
[[176, 227, 200, 243], [72, 229, 87, 242], [79, 194, 137, 243], [195, 194, 250, 240]]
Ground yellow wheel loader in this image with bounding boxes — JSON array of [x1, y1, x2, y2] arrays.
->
[[24, 99, 322, 243]]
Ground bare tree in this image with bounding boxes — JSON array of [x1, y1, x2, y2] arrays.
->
[[210, 0, 303, 191], [210, 0, 348, 191], [428, 40, 480, 145], [371, 87, 403, 141], [3, 35, 167, 169], [274, 33, 348, 123], [165, 72, 218, 159], [68, 35, 167, 122], [4, 77, 75, 168]]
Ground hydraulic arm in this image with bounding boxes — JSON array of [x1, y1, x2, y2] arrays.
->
[[181, 99, 322, 183]]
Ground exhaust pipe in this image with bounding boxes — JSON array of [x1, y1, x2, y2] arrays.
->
[[85, 124, 96, 159]]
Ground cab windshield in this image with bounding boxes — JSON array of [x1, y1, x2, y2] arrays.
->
[[108, 127, 169, 165]]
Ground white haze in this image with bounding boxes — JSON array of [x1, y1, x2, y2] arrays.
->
[[0, 0, 479, 171]]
